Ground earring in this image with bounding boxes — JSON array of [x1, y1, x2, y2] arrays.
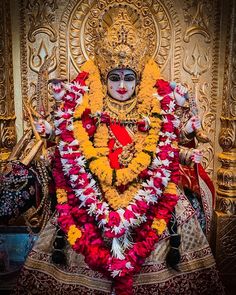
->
[[134, 84, 139, 95]]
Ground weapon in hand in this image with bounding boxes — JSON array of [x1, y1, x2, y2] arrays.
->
[[185, 92, 210, 143], [23, 101, 42, 142]]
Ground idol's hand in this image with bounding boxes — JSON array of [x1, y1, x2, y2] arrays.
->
[[184, 116, 201, 134], [190, 149, 203, 164], [173, 117, 181, 128], [34, 119, 53, 138], [174, 84, 188, 106], [50, 79, 66, 102]]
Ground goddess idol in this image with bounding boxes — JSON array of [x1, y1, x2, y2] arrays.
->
[[11, 6, 224, 295]]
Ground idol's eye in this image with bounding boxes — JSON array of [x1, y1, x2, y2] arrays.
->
[[124, 74, 135, 82], [108, 74, 121, 82]]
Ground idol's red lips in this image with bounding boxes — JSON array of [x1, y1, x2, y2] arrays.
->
[[117, 88, 127, 94]]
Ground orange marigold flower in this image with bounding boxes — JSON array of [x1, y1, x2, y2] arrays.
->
[[67, 225, 82, 246], [152, 218, 167, 235]]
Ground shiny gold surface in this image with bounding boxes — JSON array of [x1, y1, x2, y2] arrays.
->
[[215, 1, 236, 292], [0, 0, 17, 164], [94, 6, 152, 79]]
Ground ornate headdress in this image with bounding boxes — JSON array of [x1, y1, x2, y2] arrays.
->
[[94, 6, 151, 80]]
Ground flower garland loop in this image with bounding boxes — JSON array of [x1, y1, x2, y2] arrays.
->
[[52, 60, 180, 295]]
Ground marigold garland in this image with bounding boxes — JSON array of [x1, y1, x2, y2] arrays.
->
[[72, 59, 162, 187], [81, 60, 104, 113], [137, 59, 161, 115], [94, 124, 109, 148], [52, 60, 181, 295], [101, 183, 141, 210]]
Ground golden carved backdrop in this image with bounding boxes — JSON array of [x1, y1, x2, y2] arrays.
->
[[0, 0, 235, 292]]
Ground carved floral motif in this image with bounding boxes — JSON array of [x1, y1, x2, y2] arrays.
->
[[26, 0, 58, 43], [183, 44, 210, 80], [0, 0, 17, 161], [29, 41, 57, 74], [217, 0, 236, 217], [59, 0, 173, 78], [183, 0, 212, 43]]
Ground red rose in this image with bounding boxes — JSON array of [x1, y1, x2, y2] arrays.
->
[[67, 192, 78, 206], [158, 150, 169, 161], [101, 113, 111, 124], [107, 211, 121, 227], [135, 200, 148, 214], [139, 168, 149, 179], [71, 207, 88, 223], [163, 122, 174, 133], [109, 257, 127, 271], [153, 177, 162, 188], [104, 228, 125, 238], [130, 204, 139, 214], [82, 109, 97, 137], [85, 197, 95, 206], [57, 214, 74, 231], [171, 173, 179, 184], [161, 95, 172, 105], [61, 132, 75, 143], [127, 250, 138, 264], [83, 223, 100, 242], [57, 121, 66, 130], [69, 166, 81, 175], [155, 79, 172, 96], [133, 242, 150, 258], [137, 120, 148, 132], [124, 209, 135, 221], [170, 162, 179, 172]]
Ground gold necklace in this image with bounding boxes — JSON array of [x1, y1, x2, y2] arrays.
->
[[104, 95, 139, 121]]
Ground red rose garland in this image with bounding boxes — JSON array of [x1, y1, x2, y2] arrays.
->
[[52, 73, 180, 294]]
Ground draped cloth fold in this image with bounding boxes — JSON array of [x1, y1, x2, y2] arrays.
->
[[13, 192, 225, 295]]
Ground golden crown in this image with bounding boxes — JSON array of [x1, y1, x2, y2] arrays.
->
[[94, 7, 151, 80]]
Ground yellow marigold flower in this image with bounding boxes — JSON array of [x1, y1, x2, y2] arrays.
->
[[81, 60, 104, 113], [164, 182, 177, 195], [152, 218, 167, 235], [67, 225, 82, 246], [74, 93, 89, 118], [56, 188, 67, 204]]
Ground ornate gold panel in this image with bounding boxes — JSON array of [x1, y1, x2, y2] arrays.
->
[[59, 0, 176, 78], [215, 1, 236, 291], [0, 0, 17, 169], [17, 0, 222, 179]]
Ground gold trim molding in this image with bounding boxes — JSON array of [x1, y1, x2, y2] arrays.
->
[[0, 0, 17, 162], [217, 1, 236, 215], [58, 0, 182, 81]]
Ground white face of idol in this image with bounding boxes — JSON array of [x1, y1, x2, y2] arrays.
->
[[107, 69, 136, 101]]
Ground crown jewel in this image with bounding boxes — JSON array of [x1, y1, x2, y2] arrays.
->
[[95, 7, 151, 79]]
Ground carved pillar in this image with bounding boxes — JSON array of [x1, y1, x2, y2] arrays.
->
[[215, 0, 236, 292], [0, 0, 17, 168]]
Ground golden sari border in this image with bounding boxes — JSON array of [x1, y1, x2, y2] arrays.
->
[[134, 255, 216, 285], [24, 257, 111, 293]]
